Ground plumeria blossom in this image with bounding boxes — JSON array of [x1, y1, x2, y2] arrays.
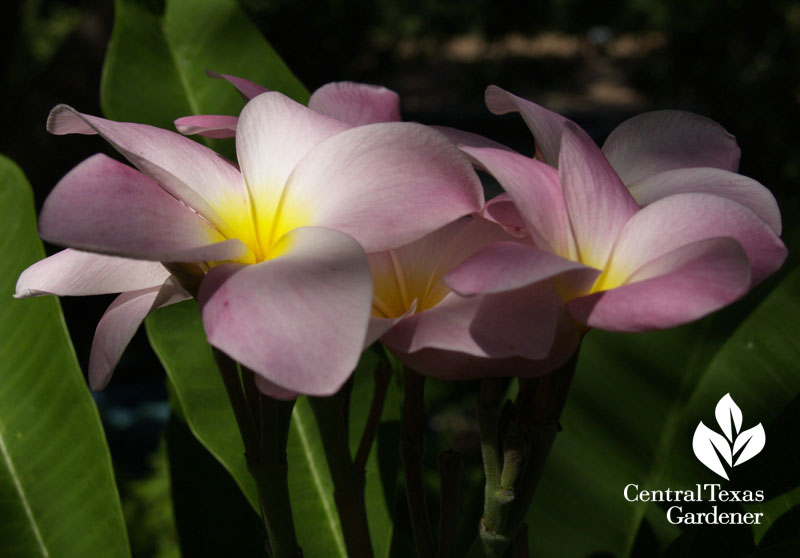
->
[[481, 86, 783, 236], [16, 90, 483, 397], [364, 216, 579, 380], [178, 75, 563, 379], [446, 123, 787, 331]]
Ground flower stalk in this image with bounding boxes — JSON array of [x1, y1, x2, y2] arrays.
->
[[468, 351, 580, 557], [213, 349, 302, 558], [401, 367, 436, 558], [309, 387, 374, 558], [354, 362, 392, 472], [437, 449, 463, 558]]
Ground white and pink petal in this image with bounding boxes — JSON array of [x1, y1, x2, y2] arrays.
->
[[15, 249, 170, 298], [602, 110, 741, 185], [480, 194, 530, 238], [460, 145, 571, 256], [47, 105, 249, 238], [308, 82, 401, 125], [199, 227, 373, 397], [628, 167, 782, 234], [174, 115, 238, 139], [38, 154, 251, 263], [280, 122, 484, 252], [558, 124, 639, 270], [235, 92, 350, 243], [606, 193, 787, 286], [568, 237, 751, 331], [484, 85, 572, 166], [89, 278, 190, 390], [445, 242, 600, 296], [381, 283, 560, 361], [206, 70, 270, 100]]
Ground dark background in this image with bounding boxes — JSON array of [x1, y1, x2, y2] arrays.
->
[[1, 0, 798, 555]]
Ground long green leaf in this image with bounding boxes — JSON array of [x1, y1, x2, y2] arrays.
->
[[526, 267, 800, 557], [0, 155, 130, 557], [287, 396, 348, 557], [101, 0, 308, 131]]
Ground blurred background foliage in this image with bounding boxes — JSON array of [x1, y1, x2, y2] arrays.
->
[[1, 0, 798, 556], [4, 0, 800, 203]]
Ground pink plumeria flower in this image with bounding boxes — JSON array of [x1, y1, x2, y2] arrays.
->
[[364, 216, 579, 380], [446, 123, 787, 332], [16, 91, 483, 397], [175, 76, 559, 379], [175, 76, 577, 378], [482, 86, 782, 236]]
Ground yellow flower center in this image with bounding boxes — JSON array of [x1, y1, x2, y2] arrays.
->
[[213, 196, 311, 264], [370, 252, 449, 318]]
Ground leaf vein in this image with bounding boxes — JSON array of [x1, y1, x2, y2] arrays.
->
[[0, 427, 50, 557]]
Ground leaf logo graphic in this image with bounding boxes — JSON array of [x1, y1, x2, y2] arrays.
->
[[692, 394, 765, 480]]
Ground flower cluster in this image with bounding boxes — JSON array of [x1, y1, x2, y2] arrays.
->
[[16, 78, 787, 396]]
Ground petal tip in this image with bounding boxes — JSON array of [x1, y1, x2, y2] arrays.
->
[[46, 104, 93, 135], [484, 85, 515, 115]]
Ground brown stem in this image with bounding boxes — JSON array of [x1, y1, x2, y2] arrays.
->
[[401, 367, 436, 558], [438, 450, 463, 558], [354, 362, 392, 472]]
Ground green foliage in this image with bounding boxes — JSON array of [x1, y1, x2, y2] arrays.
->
[[101, 0, 308, 130], [0, 155, 130, 558], [120, 444, 179, 558]]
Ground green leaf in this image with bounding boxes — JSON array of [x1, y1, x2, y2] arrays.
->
[[0, 155, 130, 557], [101, 0, 308, 130], [287, 396, 347, 556], [526, 267, 800, 557]]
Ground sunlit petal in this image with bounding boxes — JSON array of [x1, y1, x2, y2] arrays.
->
[[602, 110, 741, 185], [199, 227, 372, 396]]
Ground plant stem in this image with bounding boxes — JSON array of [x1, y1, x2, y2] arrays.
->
[[213, 349, 302, 558], [241, 367, 262, 440], [401, 367, 436, 558], [477, 379, 506, 490], [257, 395, 303, 558], [469, 351, 581, 558], [214, 349, 258, 457], [309, 391, 374, 558], [506, 352, 578, 531], [513, 524, 529, 558], [438, 450, 463, 558], [354, 362, 392, 472]]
